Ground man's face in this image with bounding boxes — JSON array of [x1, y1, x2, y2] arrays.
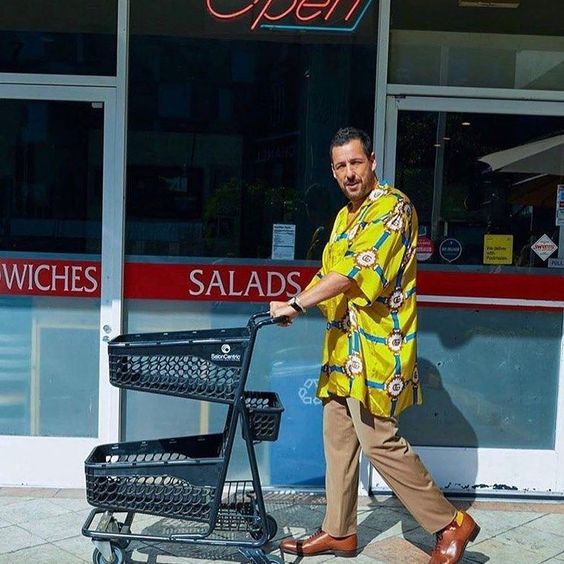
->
[[331, 139, 376, 207]]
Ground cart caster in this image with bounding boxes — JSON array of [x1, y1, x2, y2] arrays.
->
[[114, 537, 131, 550], [92, 545, 125, 564], [251, 514, 278, 541], [106, 516, 131, 550]]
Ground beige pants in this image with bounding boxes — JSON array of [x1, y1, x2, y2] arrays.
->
[[321, 396, 457, 536]]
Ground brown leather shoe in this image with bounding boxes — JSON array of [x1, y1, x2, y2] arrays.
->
[[279, 529, 357, 557], [429, 512, 480, 563]]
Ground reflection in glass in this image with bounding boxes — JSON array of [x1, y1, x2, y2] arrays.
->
[[390, 0, 564, 90], [396, 111, 564, 267], [127, 1, 379, 259], [0, 0, 117, 75], [0, 100, 104, 254]]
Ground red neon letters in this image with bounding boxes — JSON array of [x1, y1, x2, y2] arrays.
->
[[206, 0, 362, 30]]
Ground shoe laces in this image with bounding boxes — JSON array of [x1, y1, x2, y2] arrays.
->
[[430, 532, 442, 556], [306, 529, 325, 541]]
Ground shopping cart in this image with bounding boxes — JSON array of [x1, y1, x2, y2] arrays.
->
[[82, 312, 286, 564]]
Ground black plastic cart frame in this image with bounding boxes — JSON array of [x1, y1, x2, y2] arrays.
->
[[82, 312, 286, 564]]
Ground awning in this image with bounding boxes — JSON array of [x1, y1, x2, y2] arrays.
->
[[479, 133, 564, 176]]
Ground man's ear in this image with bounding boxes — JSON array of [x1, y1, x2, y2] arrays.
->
[[370, 152, 376, 172], [331, 165, 337, 180]]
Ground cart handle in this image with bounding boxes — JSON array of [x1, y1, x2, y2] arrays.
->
[[249, 311, 290, 331]]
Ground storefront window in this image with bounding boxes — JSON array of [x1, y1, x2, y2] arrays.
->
[[0, 0, 117, 76], [389, 0, 564, 91], [126, 0, 379, 260], [401, 306, 562, 449], [123, 300, 327, 486], [0, 99, 103, 437], [395, 111, 564, 268], [0, 99, 104, 254]]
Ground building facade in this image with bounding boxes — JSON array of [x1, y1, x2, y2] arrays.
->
[[0, 0, 563, 494]]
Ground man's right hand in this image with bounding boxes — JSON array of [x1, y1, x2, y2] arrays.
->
[[269, 301, 299, 326]]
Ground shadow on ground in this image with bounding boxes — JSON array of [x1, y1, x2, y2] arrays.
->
[[122, 493, 488, 563]]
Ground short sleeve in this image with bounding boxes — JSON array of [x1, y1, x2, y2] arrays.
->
[[330, 198, 413, 307]]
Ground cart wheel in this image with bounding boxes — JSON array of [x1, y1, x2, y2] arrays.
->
[[251, 514, 278, 541], [92, 545, 125, 564], [265, 515, 278, 541]]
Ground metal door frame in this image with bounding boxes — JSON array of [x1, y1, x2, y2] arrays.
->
[[0, 84, 122, 487], [376, 94, 564, 494]]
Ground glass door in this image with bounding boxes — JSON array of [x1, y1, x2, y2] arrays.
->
[[379, 95, 564, 494], [0, 85, 119, 487]]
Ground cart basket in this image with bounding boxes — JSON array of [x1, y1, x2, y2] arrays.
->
[[108, 327, 251, 403], [85, 434, 225, 522], [243, 391, 284, 442]]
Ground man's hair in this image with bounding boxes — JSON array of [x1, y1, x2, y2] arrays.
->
[[329, 127, 372, 161]]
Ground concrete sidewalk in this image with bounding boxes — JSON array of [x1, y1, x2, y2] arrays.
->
[[0, 488, 563, 563]]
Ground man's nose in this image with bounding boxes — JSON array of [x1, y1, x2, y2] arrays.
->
[[345, 164, 355, 177]]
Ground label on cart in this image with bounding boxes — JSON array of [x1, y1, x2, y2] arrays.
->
[[210, 343, 242, 363]]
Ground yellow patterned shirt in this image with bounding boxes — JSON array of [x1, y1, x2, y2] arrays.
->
[[310, 183, 421, 418]]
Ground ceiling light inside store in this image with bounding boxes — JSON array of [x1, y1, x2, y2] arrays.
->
[[462, 122, 471, 126], [458, 0, 519, 7]]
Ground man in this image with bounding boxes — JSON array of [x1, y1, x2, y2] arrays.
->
[[269, 127, 479, 563]]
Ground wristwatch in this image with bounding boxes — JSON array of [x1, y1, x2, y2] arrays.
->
[[288, 296, 306, 314]]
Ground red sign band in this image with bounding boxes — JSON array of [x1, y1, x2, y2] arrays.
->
[[1, 258, 562, 307]]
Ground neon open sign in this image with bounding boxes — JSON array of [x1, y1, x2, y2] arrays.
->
[[206, 0, 374, 32]]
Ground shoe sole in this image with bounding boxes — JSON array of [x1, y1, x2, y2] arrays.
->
[[469, 524, 481, 543], [454, 524, 481, 563], [280, 548, 358, 558]]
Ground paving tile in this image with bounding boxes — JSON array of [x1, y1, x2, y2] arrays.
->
[[0, 543, 85, 563], [0, 496, 33, 507], [490, 524, 564, 561], [0, 487, 57, 498], [527, 513, 564, 537], [0, 498, 70, 525], [470, 500, 564, 515], [53, 535, 95, 563], [0, 524, 46, 554], [466, 537, 541, 563], [19, 508, 92, 542], [52, 489, 87, 499], [463, 508, 543, 542], [357, 506, 415, 533], [362, 535, 430, 563], [360, 511, 422, 546], [48, 497, 92, 513]]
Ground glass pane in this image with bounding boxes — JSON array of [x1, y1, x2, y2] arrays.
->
[[124, 300, 327, 487], [0, 99, 104, 254], [0, 0, 117, 75], [126, 0, 378, 260], [389, 0, 564, 90], [395, 110, 564, 268], [400, 307, 561, 449], [0, 296, 100, 437], [0, 98, 103, 438]]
